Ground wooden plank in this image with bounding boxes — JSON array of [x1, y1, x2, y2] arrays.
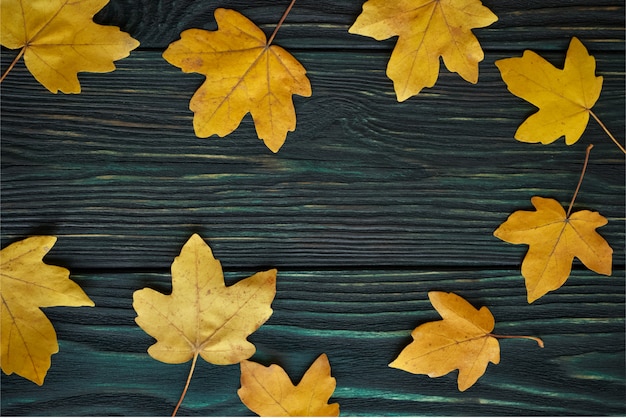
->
[[1, 1, 624, 415], [91, 0, 625, 51], [1, 51, 624, 270], [1, 269, 624, 415]]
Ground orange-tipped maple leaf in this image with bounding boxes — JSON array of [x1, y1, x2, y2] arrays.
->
[[495, 37, 603, 145], [238, 354, 339, 416], [1, 236, 94, 385], [390, 291, 500, 391], [1, 0, 139, 93], [390, 292, 543, 391], [349, 0, 498, 101], [163, 8, 312, 153], [494, 196, 612, 303]]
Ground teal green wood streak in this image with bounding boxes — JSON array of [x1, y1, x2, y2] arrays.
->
[[2, 270, 623, 415]]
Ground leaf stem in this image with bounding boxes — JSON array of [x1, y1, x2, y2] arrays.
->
[[267, 0, 297, 46], [566, 144, 593, 218], [0, 47, 26, 84], [589, 110, 626, 154], [172, 353, 199, 417], [489, 333, 544, 348]]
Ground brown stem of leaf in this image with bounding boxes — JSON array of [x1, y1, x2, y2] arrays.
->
[[589, 110, 626, 154], [489, 333, 544, 348], [0, 47, 26, 84], [172, 353, 199, 417], [566, 144, 593, 218], [267, 0, 297, 46]]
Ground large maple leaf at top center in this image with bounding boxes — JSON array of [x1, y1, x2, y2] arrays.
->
[[163, 8, 312, 153], [349, 0, 498, 101]]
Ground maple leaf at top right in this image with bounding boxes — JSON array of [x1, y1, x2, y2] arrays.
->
[[495, 37, 603, 146], [349, 0, 498, 101]]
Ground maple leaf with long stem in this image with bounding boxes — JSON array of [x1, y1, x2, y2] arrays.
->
[[132, 234, 277, 416], [494, 145, 613, 303], [162, 1, 311, 153], [496, 37, 625, 153], [349, 0, 498, 101], [390, 291, 543, 391], [0, 0, 139, 93]]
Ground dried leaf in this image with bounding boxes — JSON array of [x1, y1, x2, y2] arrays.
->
[[389, 291, 500, 391], [132, 234, 276, 365], [349, 0, 497, 101], [495, 37, 602, 145], [1, 236, 94, 385], [494, 196, 612, 303], [1, 0, 139, 93], [163, 8, 312, 153], [238, 354, 339, 416]]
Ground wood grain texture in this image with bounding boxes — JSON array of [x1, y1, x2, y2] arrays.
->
[[1, 270, 624, 416], [1, 50, 624, 270], [89, 0, 625, 51], [1, 0, 624, 415]]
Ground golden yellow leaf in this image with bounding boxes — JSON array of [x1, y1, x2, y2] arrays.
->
[[133, 233, 276, 365], [389, 291, 500, 391], [349, 0, 497, 101], [1, 236, 94, 385], [238, 354, 339, 417], [0, 0, 139, 93], [162, 8, 312, 153], [494, 196, 612, 303], [495, 37, 603, 145]]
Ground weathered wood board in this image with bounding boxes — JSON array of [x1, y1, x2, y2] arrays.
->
[[1, 0, 624, 415]]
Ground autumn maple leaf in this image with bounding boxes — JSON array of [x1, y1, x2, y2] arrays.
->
[[1, 236, 94, 385], [0, 0, 139, 93], [349, 0, 498, 101], [494, 196, 612, 303], [163, 8, 312, 153], [495, 37, 603, 145], [238, 354, 339, 417], [390, 291, 542, 391], [132, 233, 276, 414], [390, 291, 500, 391]]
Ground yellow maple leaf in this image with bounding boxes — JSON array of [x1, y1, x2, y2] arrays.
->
[[238, 354, 339, 417], [1, 236, 94, 385], [132, 233, 276, 414], [0, 0, 139, 93], [495, 37, 603, 145], [494, 196, 612, 303], [389, 291, 500, 391], [162, 8, 312, 153], [390, 292, 543, 391], [349, 0, 497, 101]]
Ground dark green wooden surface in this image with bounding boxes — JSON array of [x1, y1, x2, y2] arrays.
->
[[1, 0, 624, 415]]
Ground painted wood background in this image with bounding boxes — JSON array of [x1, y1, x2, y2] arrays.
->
[[1, 0, 624, 415]]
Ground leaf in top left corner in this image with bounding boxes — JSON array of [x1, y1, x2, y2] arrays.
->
[[1, 236, 95, 385], [1, 0, 140, 93]]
